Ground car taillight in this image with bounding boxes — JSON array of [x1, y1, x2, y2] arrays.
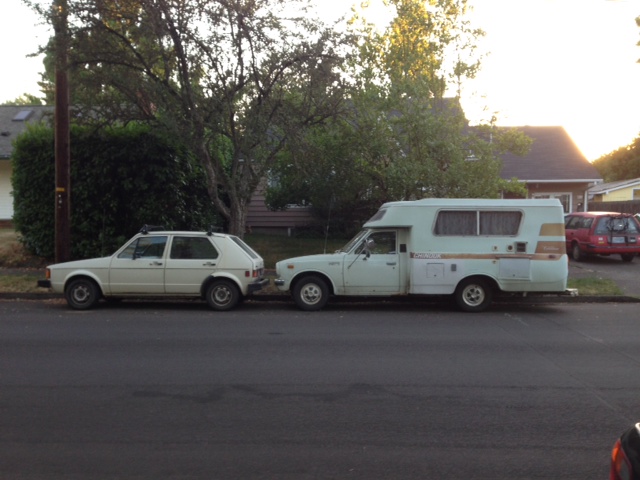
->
[[611, 423, 640, 480], [45, 269, 51, 280], [611, 439, 632, 480]]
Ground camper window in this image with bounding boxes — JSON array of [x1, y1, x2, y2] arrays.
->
[[435, 210, 522, 236]]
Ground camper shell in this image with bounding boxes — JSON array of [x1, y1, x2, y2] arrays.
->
[[274, 198, 569, 312]]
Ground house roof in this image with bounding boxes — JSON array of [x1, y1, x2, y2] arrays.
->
[[0, 105, 53, 159], [499, 126, 602, 184], [587, 177, 640, 195]]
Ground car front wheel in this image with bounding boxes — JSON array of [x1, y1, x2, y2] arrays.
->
[[206, 279, 240, 311], [455, 277, 493, 313], [65, 278, 101, 310], [293, 275, 329, 311]]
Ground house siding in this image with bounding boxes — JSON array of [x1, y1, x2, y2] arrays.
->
[[246, 185, 318, 235], [0, 161, 12, 220]]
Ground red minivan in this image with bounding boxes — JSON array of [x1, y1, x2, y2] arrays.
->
[[564, 212, 640, 263]]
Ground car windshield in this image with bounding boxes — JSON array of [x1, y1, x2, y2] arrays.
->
[[339, 230, 369, 253], [594, 216, 640, 234]]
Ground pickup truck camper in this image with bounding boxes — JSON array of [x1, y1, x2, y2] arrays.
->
[[274, 198, 569, 312]]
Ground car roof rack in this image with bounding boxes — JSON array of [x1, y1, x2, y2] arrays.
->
[[139, 224, 166, 234], [207, 225, 223, 236]]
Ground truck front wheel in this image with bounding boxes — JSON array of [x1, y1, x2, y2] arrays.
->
[[455, 277, 493, 313], [293, 275, 329, 311]]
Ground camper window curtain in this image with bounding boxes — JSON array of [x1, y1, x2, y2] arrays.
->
[[435, 211, 522, 236]]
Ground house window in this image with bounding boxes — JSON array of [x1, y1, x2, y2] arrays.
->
[[531, 193, 571, 213]]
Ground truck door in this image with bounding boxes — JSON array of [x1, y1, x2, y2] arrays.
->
[[343, 230, 401, 294]]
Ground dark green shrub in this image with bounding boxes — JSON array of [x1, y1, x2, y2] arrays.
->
[[12, 123, 218, 259]]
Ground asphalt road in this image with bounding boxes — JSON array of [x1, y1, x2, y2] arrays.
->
[[2, 299, 639, 479]]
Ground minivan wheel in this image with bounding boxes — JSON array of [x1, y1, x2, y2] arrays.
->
[[206, 279, 240, 311], [65, 278, 100, 310], [455, 278, 493, 313], [621, 254, 635, 263], [293, 275, 329, 311]]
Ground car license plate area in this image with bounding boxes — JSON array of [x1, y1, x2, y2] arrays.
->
[[611, 236, 626, 244]]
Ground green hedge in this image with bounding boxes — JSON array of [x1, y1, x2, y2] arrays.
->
[[12, 123, 218, 260]]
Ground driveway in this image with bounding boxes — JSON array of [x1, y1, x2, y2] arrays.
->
[[569, 255, 640, 298]]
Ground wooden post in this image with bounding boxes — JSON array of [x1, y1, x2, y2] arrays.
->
[[53, 0, 71, 263]]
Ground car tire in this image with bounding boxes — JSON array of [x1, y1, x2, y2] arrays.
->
[[621, 254, 635, 263], [293, 275, 329, 311], [65, 278, 101, 310], [455, 277, 493, 313], [206, 279, 240, 311], [572, 243, 584, 262]]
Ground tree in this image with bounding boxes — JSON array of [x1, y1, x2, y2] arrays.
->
[[592, 136, 640, 182], [266, 0, 528, 228], [30, 0, 351, 236], [1, 94, 45, 106]]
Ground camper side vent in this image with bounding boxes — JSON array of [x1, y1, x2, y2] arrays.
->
[[515, 242, 527, 253]]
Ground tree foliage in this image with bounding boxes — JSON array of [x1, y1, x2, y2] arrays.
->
[[32, 0, 351, 236], [12, 123, 216, 259], [592, 136, 640, 182], [266, 0, 528, 232]]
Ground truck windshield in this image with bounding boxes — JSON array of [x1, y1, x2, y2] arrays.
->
[[339, 230, 369, 253]]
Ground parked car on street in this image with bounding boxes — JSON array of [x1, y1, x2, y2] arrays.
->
[[38, 226, 268, 310], [564, 212, 640, 262], [610, 422, 640, 480]]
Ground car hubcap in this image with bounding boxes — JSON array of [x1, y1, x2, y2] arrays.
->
[[73, 286, 91, 304], [213, 286, 231, 305], [463, 285, 484, 306], [301, 284, 322, 305]]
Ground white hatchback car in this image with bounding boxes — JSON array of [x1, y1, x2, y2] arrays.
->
[[39, 226, 268, 310]]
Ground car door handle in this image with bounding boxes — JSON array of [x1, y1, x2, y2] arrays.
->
[[387, 262, 397, 266], [150, 261, 163, 266], [203, 262, 217, 267]]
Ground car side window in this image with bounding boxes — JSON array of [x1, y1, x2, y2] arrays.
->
[[118, 236, 168, 259], [170, 236, 219, 260], [565, 216, 580, 229]]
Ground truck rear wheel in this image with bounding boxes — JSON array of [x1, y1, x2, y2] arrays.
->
[[293, 275, 329, 311], [455, 277, 493, 313]]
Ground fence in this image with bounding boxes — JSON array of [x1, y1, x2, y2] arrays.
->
[[588, 200, 640, 214]]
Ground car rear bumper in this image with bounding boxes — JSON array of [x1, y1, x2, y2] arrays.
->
[[248, 277, 270, 293], [585, 245, 640, 255]]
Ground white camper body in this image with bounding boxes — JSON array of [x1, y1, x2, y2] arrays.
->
[[274, 198, 568, 312]]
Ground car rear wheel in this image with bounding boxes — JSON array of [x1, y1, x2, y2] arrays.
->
[[293, 275, 329, 311], [206, 279, 240, 311], [455, 277, 493, 312], [65, 278, 101, 310], [621, 254, 635, 263], [572, 243, 584, 262]]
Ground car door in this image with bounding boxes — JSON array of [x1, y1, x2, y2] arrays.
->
[[108, 235, 168, 294], [343, 230, 401, 295], [164, 235, 220, 294]]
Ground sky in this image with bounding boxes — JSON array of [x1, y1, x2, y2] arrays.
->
[[2, 0, 639, 161]]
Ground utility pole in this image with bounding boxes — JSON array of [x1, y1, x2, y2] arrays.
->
[[53, 0, 71, 263]]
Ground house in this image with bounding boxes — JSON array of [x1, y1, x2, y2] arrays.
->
[[587, 177, 640, 202], [0, 105, 53, 225], [500, 126, 602, 213]]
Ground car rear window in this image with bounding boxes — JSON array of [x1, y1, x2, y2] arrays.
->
[[229, 236, 260, 259], [594, 216, 640, 234]]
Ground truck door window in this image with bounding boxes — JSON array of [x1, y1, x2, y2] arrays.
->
[[366, 232, 397, 254]]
